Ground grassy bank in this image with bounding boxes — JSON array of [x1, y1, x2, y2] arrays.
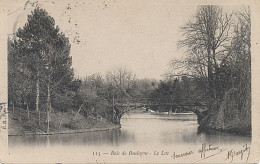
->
[[8, 108, 120, 136]]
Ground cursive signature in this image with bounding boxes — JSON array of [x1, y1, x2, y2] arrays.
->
[[225, 144, 250, 163], [198, 143, 223, 158], [193, 143, 225, 163]]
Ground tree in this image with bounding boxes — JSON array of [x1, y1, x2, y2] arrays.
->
[[43, 32, 72, 133], [106, 66, 136, 103], [177, 5, 233, 99], [171, 6, 251, 133], [16, 8, 57, 117], [221, 7, 251, 127], [8, 38, 22, 113], [16, 8, 72, 133], [105, 66, 136, 124], [77, 74, 111, 123]]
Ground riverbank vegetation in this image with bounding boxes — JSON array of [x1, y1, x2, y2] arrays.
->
[[168, 6, 251, 134], [8, 6, 251, 135], [8, 109, 118, 136]]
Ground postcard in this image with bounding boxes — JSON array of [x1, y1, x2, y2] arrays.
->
[[0, 0, 260, 163]]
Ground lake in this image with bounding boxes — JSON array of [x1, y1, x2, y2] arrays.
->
[[8, 111, 251, 163]]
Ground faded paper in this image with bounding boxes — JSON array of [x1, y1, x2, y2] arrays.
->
[[0, 0, 260, 163]]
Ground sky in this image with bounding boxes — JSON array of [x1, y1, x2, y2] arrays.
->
[[5, 0, 198, 80], [5, 0, 242, 80]]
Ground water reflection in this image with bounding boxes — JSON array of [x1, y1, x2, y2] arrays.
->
[[196, 126, 251, 145], [9, 129, 136, 147], [9, 112, 250, 148]]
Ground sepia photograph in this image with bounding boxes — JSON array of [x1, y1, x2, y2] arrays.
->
[[0, 0, 260, 163]]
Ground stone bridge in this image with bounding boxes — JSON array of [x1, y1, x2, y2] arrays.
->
[[111, 98, 208, 124]]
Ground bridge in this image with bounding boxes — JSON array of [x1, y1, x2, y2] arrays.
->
[[116, 98, 207, 109], [111, 98, 209, 124]]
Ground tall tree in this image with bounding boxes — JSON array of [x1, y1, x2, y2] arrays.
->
[[16, 8, 57, 114], [43, 32, 72, 133], [16, 8, 72, 133], [177, 5, 233, 99], [8, 38, 21, 113], [8, 37, 34, 118], [222, 7, 251, 126]]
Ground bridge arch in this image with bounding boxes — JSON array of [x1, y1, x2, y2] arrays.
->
[[112, 99, 208, 124]]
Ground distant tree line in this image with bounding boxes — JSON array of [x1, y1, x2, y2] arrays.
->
[[148, 76, 208, 112], [76, 67, 157, 124]]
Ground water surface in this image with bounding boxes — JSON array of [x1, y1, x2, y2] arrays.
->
[[8, 111, 251, 163]]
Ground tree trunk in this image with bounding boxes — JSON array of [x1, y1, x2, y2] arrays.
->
[[27, 101, 29, 119], [36, 76, 40, 112], [36, 72, 41, 124], [207, 48, 216, 99], [38, 110, 40, 125], [96, 112, 98, 125], [212, 48, 218, 98], [12, 99, 14, 114], [112, 91, 115, 122], [59, 111, 63, 130], [19, 106, 21, 122], [46, 82, 51, 134], [74, 103, 84, 119]]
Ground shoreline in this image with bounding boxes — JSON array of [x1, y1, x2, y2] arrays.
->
[[8, 109, 122, 137], [8, 124, 121, 136], [198, 125, 251, 137]]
